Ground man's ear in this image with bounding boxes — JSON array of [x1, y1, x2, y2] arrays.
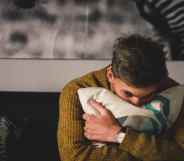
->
[[106, 65, 115, 83]]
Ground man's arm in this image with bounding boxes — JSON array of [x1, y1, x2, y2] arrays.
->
[[119, 104, 184, 160], [84, 99, 184, 161], [120, 93, 184, 160], [57, 82, 139, 161], [120, 126, 184, 161]]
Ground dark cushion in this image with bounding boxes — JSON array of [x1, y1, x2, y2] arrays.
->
[[0, 91, 60, 161]]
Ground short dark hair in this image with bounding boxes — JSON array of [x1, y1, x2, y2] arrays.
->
[[112, 34, 168, 87]]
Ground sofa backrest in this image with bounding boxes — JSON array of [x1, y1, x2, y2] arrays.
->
[[0, 91, 60, 161]]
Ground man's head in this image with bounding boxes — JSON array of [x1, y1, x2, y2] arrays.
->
[[107, 34, 168, 106]]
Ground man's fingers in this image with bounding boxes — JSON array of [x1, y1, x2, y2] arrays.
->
[[82, 113, 89, 120], [88, 99, 107, 115], [84, 125, 103, 135], [84, 131, 105, 141], [83, 113, 96, 121], [84, 126, 95, 133], [84, 132, 98, 140]]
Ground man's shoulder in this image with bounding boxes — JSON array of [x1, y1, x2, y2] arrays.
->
[[62, 66, 109, 92]]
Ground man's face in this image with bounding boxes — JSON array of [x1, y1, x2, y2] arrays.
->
[[107, 67, 159, 106]]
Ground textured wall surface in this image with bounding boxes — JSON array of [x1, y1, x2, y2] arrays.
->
[[0, 0, 154, 59]]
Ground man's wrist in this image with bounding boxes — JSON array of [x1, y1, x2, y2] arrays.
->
[[113, 127, 126, 143]]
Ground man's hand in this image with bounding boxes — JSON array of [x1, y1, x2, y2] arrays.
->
[[83, 99, 122, 143]]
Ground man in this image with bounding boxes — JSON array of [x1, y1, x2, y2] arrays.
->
[[57, 34, 184, 161]]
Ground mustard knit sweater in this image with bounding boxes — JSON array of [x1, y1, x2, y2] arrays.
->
[[57, 67, 184, 161]]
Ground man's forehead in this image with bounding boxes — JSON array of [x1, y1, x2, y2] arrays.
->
[[118, 79, 158, 96], [124, 84, 157, 97]]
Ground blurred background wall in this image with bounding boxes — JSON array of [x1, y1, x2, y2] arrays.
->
[[0, 0, 157, 59]]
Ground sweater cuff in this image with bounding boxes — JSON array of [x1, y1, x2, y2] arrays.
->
[[119, 128, 141, 157], [114, 132, 126, 143]]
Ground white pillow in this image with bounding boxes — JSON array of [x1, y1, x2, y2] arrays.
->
[[78, 85, 184, 134]]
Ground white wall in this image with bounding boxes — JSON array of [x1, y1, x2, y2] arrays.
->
[[0, 60, 183, 92]]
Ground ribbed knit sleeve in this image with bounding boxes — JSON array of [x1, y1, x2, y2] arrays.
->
[[119, 127, 184, 160], [57, 80, 138, 161]]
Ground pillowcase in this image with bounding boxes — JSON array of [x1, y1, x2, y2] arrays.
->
[[78, 85, 184, 134]]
